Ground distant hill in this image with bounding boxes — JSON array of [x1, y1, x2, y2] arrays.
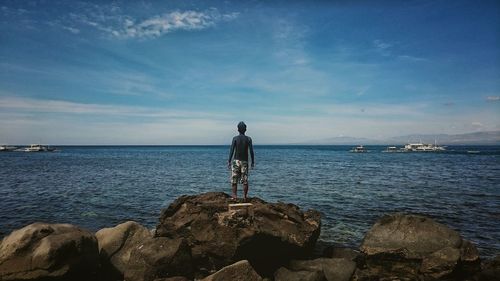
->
[[303, 131, 500, 145]]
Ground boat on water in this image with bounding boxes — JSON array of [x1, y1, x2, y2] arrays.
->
[[403, 142, 446, 152], [23, 144, 56, 152], [350, 145, 367, 153], [0, 145, 17, 152]]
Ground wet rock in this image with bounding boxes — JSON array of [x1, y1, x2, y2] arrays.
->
[[155, 192, 321, 276], [124, 237, 192, 281], [274, 267, 325, 281], [96, 221, 152, 278], [0, 222, 99, 281], [358, 213, 481, 280], [289, 258, 356, 281], [200, 260, 262, 281]]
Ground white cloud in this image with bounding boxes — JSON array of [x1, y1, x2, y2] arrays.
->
[[0, 96, 228, 119], [71, 8, 238, 39], [486, 96, 500, 101]]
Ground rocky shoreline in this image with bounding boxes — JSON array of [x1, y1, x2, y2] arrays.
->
[[0, 192, 498, 281]]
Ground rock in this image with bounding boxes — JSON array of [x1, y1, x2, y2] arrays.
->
[[124, 237, 193, 281], [420, 247, 460, 279], [200, 260, 262, 281], [96, 221, 152, 278], [360, 213, 462, 259], [358, 213, 481, 280], [289, 258, 356, 281], [0, 222, 99, 281], [274, 267, 324, 281], [155, 192, 321, 277]]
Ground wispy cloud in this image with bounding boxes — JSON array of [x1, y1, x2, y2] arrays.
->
[[0, 96, 228, 119], [70, 7, 238, 39], [373, 39, 392, 56], [486, 96, 500, 101]]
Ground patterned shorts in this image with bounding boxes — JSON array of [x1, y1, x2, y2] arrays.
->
[[231, 160, 249, 185]]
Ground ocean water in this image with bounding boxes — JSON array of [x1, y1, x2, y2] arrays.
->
[[1, 145, 499, 258]]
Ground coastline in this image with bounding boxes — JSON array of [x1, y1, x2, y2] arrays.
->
[[0, 192, 498, 281]]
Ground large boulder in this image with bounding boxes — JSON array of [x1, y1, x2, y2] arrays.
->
[[155, 192, 321, 277], [124, 237, 193, 281], [96, 221, 152, 278], [0, 222, 99, 281], [357, 213, 481, 280], [200, 260, 262, 281]]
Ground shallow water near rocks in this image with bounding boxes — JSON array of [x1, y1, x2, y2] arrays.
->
[[1, 145, 499, 258]]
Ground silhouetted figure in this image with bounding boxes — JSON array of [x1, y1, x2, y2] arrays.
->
[[228, 121, 255, 200]]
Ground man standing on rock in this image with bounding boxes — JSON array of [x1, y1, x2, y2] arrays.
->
[[228, 121, 255, 201]]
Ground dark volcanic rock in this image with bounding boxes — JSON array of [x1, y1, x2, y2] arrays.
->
[[200, 260, 262, 281], [124, 237, 193, 281], [357, 213, 481, 280], [96, 221, 152, 279], [0, 222, 99, 281], [155, 192, 321, 277]]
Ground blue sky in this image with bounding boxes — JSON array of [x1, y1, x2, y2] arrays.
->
[[1, 0, 499, 144]]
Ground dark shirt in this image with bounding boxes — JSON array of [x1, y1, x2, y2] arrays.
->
[[228, 133, 254, 163]]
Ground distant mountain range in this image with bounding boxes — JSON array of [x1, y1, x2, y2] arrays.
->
[[302, 131, 500, 145]]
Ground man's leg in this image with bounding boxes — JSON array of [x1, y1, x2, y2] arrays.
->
[[232, 183, 238, 199], [243, 183, 249, 200]]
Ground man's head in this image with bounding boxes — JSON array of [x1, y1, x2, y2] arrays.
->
[[237, 121, 247, 134]]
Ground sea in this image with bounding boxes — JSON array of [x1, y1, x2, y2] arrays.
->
[[1, 145, 499, 258]]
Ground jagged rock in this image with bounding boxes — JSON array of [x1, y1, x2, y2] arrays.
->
[[0, 222, 99, 281], [358, 213, 481, 280], [124, 237, 192, 281], [96, 221, 152, 278], [274, 267, 325, 281], [155, 192, 321, 276], [289, 258, 356, 281], [200, 260, 262, 281]]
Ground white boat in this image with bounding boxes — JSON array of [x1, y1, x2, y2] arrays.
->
[[23, 144, 55, 152], [0, 145, 17, 152], [350, 145, 367, 153], [403, 142, 445, 152]]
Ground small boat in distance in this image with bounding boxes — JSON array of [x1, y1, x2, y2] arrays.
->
[[0, 145, 17, 152], [350, 145, 367, 153], [23, 144, 56, 152]]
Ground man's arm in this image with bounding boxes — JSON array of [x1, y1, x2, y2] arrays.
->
[[249, 137, 254, 168], [228, 138, 235, 169]]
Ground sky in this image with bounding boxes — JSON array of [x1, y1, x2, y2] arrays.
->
[[0, 0, 499, 144]]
